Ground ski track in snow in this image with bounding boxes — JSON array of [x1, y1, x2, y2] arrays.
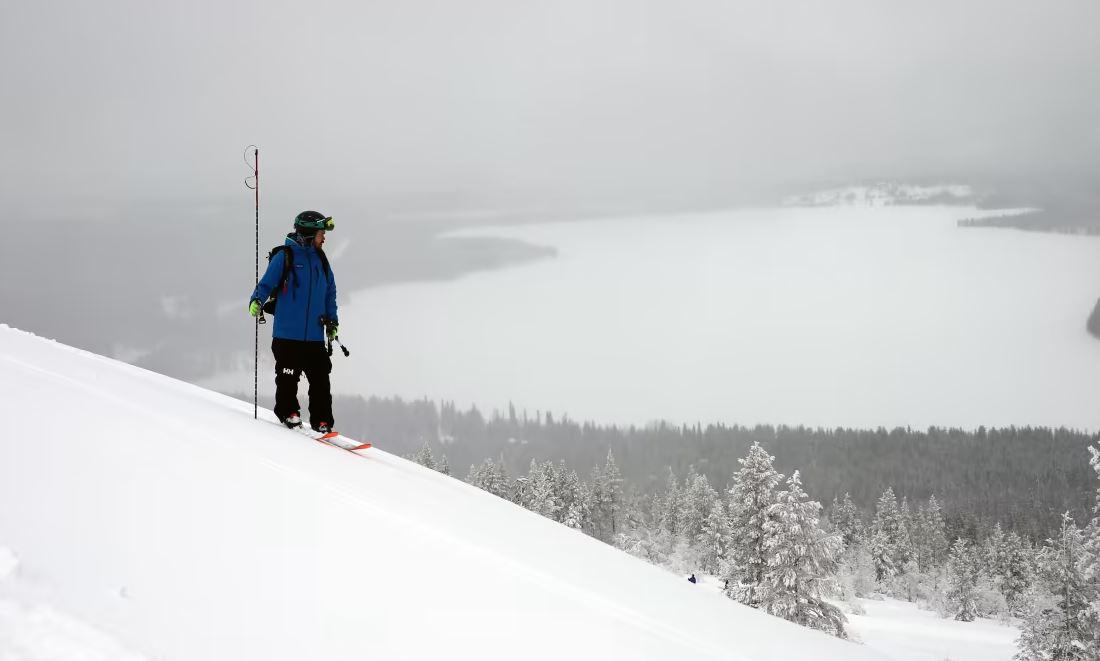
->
[[0, 546, 147, 661], [0, 599, 148, 661]]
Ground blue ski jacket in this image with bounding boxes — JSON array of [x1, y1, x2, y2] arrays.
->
[[250, 235, 338, 343]]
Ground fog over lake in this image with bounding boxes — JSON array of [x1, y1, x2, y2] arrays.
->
[[297, 205, 1100, 431]]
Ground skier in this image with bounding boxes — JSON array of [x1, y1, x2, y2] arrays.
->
[[248, 210, 339, 433], [688, 574, 697, 584]]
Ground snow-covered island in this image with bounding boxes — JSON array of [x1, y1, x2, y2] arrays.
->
[[783, 182, 977, 207]]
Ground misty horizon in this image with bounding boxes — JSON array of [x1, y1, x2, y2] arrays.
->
[[3, 1, 1100, 214]]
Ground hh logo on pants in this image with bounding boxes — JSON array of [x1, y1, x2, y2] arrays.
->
[[282, 368, 296, 375]]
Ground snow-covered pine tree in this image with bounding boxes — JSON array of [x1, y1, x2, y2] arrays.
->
[[759, 471, 847, 638], [676, 467, 700, 538], [870, 487, 904, 581], [1015, 512, 1096, 660], [655, 468, 682, 536], [892, 495, 926, 604], [510, 475, 530, 507], [620, 485, 646, 534], [898, 496, 915, 571], [910, 501, 929, 574], [947, 537, 980, 622], [725, 442, 784, 606], [1080, 446, 1100, 659], [984, 522, 1008, 602], [925, 495, 949, 568], [697, 498, 729, 576], [587, 465, 606, 538], [615, 525, 667, 564], [830, 492, 863, 549], [516, 459, 537, 509], [1019, 446, 1100, 659], [837, 538, 877, 602], [465, 457, 511, 499], [641, 473, 680, 563], [985, 522, 1006, 569], [563, 480, 593, 532], [913, 495, 948, 574], [525, 460, 562, 520], [555, 464, 585, 526], [603, 451, 624, 535], [588, 450, 625, 543], [679, 471, 719, 542], [999, 530, 1035, 615], [409, 442, 439, 471], [985, 522, 1033, 612]]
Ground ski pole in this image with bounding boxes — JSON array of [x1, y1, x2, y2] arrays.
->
[[333, 335, 350, 357], [245, 145, 260, 419], [320, 316, 350, 357]]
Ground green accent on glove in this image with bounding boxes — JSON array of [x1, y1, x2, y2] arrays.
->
[[327, 324, 339, 339], [249, 300, 262, 317]]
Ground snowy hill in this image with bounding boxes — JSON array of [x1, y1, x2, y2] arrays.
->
[[0, 325, 883, 660]]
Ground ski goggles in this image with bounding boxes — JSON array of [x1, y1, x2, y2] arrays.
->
[[296, 216, 335, 231]]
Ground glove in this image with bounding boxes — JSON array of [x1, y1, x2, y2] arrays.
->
[[248, 300, 262, 317], [326, 323, 339, 340]]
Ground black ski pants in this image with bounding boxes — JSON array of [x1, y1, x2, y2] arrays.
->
[[272, 338, 334, 428]]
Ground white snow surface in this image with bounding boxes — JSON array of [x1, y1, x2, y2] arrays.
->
[[0, 325, 883, 660], [846, 598, 1019, 661], [0, 547, 16, 581], [0, 596, 148, 661], [692, 576, 1020, 661]]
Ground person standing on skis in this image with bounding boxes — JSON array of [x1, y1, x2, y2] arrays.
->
[[248, 210, 339, 433]]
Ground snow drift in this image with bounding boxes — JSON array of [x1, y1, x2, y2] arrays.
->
[[0, 325, 882, 660]]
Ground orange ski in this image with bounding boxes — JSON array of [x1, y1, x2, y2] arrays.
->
[[314, 431, 372, 452], [278, 421, 373, 454]]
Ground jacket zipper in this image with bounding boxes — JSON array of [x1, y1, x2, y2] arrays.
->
[[303, 250, 315, 340]]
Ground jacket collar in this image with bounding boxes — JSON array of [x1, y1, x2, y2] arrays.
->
[[285, 232, 316, 250]]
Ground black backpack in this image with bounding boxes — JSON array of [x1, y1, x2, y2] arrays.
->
[[261, 244, 330, 315]]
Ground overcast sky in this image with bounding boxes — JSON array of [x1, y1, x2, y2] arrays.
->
[[3, 0, 1099, 216]]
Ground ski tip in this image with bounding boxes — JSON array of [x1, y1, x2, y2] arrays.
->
[[350, 443, 372, 451]]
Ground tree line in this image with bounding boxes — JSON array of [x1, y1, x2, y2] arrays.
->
[[333, 394, 1099, 538]]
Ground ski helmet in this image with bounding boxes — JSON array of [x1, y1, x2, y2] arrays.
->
[[294, 210, 334, 236]]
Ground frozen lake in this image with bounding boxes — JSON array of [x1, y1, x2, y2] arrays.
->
[[331, 205, 1100, 430]]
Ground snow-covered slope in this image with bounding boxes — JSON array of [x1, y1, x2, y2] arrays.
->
[[0, 325, 883, 660]]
